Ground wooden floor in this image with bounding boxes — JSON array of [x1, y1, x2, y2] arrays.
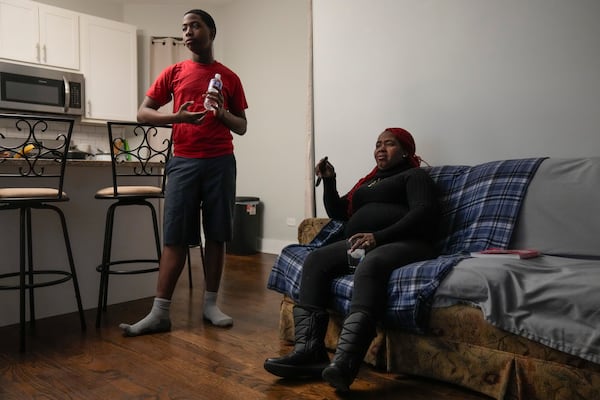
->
[[0, 251, 489, 400]]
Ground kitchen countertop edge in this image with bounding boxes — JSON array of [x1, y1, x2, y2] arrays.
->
[[1, 159, 165, 167]]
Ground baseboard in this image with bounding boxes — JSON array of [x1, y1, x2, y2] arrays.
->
[[259, 237, 296, 255]]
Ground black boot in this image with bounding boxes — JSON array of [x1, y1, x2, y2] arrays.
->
[[264, 305, 330, 378], [321, 311, 375, 392]]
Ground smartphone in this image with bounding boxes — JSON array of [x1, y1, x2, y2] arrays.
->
[[315, 156, 328, 187]]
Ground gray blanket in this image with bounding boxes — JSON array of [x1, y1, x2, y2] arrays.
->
[[434, 255, 600, 364]]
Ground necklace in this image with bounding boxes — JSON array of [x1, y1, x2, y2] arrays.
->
[[367, 178, 380, 188]]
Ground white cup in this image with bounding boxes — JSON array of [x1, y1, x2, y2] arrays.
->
[[346, 239, 365, 273]]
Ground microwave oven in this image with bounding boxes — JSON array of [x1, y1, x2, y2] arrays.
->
[[0, 61, 84, 116]]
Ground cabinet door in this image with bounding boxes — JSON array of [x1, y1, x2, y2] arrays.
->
[[0, 0, 79, 69], [0, 0, 39, 64], [80, 14, 138, 122], [38, 4, 79, 70]]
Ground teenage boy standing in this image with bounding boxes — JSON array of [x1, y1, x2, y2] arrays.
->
[[120, 9, 248, 335]]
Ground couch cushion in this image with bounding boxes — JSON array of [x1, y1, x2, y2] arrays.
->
[[428, 158, 544, 254], [436, 255, 600, 364], [510, 157, 600, 258]]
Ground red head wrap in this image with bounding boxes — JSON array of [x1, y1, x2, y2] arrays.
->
[[344, 127, 420, 215], [385, 127, 420, 168]]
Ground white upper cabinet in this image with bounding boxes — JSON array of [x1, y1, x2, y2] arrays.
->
[[38, 3, 79, 69], [0, 0, 138, 122], [0, 0, 79, 70], [80, 14, 138, 122]]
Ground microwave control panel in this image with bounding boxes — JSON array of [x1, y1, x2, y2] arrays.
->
[[69, 82, 82, 109]]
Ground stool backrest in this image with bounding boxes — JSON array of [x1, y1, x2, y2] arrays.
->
[[0, 114, 74, 201], [106, 121, 172, 196]]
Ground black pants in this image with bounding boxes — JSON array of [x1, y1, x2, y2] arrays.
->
[[298, 239, 437, 319]]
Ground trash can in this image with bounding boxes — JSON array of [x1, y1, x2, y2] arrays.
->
[[227, 196, 261, 255]]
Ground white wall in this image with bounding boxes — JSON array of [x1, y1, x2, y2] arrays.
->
[[313, 0, 600, 216], [219, 0, 311, 253]]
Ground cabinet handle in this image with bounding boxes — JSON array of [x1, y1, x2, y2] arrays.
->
[[36, 43, 40, 62], [43, 45, 47, 63]]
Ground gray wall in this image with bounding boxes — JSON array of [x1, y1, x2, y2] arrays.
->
[[35, 0, 122, 20], [30, 0, 600, 253], [313, 0, 600, 216], [35, 0, 310, 253], [123, 1, 311, 253]]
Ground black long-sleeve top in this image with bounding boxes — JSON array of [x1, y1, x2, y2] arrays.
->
[[322, 164, 440, 244]]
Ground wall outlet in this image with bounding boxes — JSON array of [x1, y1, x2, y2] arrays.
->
[[286, 217, 296, 227]]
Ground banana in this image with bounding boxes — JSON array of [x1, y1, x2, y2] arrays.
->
[[13, 144, 36, 158]]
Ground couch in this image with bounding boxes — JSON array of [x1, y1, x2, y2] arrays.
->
[[267, 157, 600, 400]]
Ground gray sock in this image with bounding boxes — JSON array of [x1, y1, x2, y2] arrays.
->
[[203, 291, 233, 327], [119, 297, 172, 336]]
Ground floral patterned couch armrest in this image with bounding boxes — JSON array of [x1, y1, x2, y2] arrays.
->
[[297, 218, 331, 244]]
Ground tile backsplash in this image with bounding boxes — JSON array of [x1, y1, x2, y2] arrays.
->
[[71, 122, 112, 154]]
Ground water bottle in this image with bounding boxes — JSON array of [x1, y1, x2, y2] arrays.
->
[[203, 73, 222, 111]]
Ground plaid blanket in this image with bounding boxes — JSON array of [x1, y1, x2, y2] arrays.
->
[[267, 158, 545, 332]]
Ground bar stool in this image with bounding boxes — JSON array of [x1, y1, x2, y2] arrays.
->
[[94, 123, 203, 326], [0, 113, 85, 352]]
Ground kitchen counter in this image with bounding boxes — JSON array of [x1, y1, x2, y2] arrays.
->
[[1, 158, 166, 167], [0, 161, 162, 327], [74, 159, 167, 166], [67, 159, 112, 166], [0, 158, 107, 166], [68, 159, 166, 168]]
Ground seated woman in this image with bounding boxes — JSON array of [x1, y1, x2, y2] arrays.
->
[[264, 128, 441, 392]]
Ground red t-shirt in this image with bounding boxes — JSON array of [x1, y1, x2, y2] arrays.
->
[[146, 60, 248, 158]]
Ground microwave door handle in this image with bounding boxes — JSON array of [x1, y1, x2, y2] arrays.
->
[[63, 76, 71, 113]]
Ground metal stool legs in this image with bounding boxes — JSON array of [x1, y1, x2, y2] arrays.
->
[[10, 204, 86, 352], [187, 247, 193, 288], [186, 238, 205, 289], [95, 199, 162, 328]]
